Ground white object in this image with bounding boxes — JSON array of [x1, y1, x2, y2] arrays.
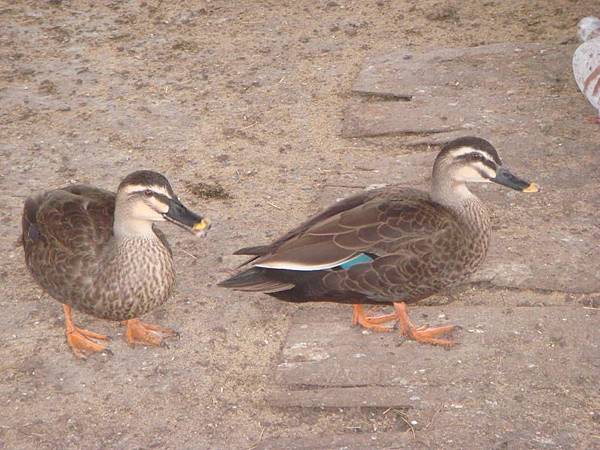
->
[[573, 16, 600, 122]]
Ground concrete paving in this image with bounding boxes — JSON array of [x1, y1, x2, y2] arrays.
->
[[267, 306, 599, 448]]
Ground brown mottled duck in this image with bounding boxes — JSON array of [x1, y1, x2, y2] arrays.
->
[[218, 137, 538, 346], [22, 170, 210, 358]]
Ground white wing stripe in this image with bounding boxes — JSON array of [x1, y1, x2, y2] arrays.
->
[[255, 255, 357, 271]]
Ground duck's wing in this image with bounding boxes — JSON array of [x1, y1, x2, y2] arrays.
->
[[22, 185, 115, 257], [247, 188, 453, 271]]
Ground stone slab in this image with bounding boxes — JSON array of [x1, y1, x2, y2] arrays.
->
[[343, 43, 574, 139], [269, 386, 415, 410], [258, 432, 416, 450], [274, 306, 598, 388], [267, 305, 599, 449], [353, 43, 558, 97]]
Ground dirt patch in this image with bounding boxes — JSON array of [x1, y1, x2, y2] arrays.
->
[[184, 181, 232, 200]]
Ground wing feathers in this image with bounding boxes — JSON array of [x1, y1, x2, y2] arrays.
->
[[231, 187, 453, 274], [24, 186, 115, 257], [255, 241, 356, 270]]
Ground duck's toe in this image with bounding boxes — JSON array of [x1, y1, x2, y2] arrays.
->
[[351, 305, 394, 332], [124, 319, 179, 347], [62, 304, 110, 359], [394, 302, 458, 347], [66, 327, 110, 359], [404, 324, 457, 347]]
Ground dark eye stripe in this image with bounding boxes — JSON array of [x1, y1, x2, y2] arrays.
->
[[481, 158, 497, 171], [152, 192, 171, 204], [129, 190, 171, 205], [456, 152, 497, 171]]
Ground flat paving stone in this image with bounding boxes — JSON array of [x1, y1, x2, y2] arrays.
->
[[258, 431, 415, 450], [267, 305, 599, 449], [343, 43, 574, 141]]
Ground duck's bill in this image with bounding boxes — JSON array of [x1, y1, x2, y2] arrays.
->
[[163, 199, 210, 237], [492, 167, 539, 192]]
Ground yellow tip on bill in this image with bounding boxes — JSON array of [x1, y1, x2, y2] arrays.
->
[[523, 183, 539, 193], [193, 218, 210, 231]]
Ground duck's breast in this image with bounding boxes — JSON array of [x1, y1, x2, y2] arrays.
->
[[84, 238, 176, 321]]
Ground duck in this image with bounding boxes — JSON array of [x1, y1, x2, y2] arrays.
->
[[22, 170, 210, 358], [573, 16, 600, 124], [218, 137, 538, 346]]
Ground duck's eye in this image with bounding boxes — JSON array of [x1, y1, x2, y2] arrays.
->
[[144, 189, 153, 197]]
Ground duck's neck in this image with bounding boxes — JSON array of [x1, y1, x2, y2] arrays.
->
[[113, 217, 158, 240], [112, 201, 160, 240], [431, 178, 487, 229]]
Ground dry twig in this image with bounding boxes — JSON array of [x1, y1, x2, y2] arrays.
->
[[396, 411, 416, 440], [180, 248, 198, 260], [266, 201, 282, 210]]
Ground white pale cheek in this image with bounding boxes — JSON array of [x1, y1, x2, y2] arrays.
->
[[476, 162, 497, 179], [455, 166, 486, 183], [149, 197, 169, 214], [455, 163, 495, 183], [131, 202, 165, 221]]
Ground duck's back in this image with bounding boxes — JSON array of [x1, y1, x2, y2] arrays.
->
[[22, 185, 116, 305]]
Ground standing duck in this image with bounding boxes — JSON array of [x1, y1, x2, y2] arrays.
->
[[22, 170, 210, 358], [573, 16, 600, 124], [219, 137, 538, 346]]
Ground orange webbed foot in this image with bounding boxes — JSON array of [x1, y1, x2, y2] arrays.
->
[[66, 327, 110, 359], [403, 324, 457, 346], [63, 304, 110, 359], [351, 305, 394, 333], [394, 302, 458, 347], [124, 319, 179, 347]]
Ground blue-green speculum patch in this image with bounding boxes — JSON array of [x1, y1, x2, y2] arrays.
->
[[340, 253, 374, 270]]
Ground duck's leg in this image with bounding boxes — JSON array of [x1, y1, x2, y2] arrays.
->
[[351, 304, 394, 332], [124, 319, 179, 347], [63, 304, 109, 359], [394, 302, 456, 346]]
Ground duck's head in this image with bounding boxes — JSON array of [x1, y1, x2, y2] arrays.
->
[[115, 170, 210, 238], [577, 16, 600, 42], [432, 137, 538, 199]]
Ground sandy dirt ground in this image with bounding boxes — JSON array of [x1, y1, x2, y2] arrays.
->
[[1, 1, 598, 449]]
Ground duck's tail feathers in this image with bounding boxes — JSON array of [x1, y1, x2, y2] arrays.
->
[[232, 245, 273, 267], [218, 267, 294, 293], [233, 245, 271, 256]]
